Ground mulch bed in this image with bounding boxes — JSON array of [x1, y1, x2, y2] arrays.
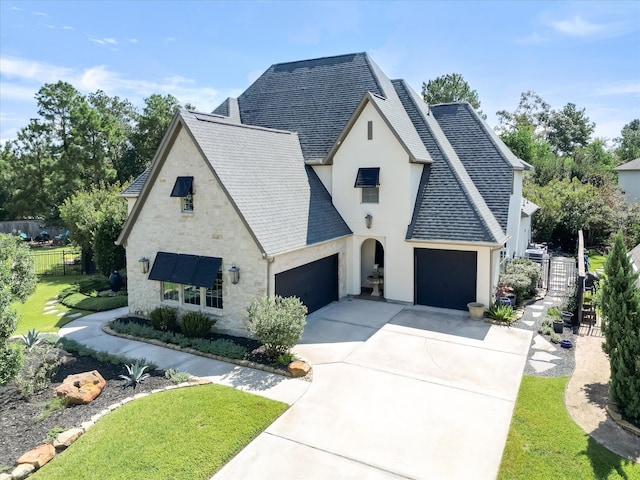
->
[[0, 352, 174, 471]]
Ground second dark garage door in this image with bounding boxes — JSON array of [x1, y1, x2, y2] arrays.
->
[[415, 248, 477, 310], [275, 254, 338, 314]]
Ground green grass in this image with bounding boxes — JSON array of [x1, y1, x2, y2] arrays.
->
[[31, 384, 287, 480], [60, 292, 128, 311], [498, 376, 640, 480], [13, 275, 88, 334], [587, 250, 607, 273]]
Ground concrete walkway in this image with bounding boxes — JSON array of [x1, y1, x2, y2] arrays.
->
[[58, 307, 309, 405]]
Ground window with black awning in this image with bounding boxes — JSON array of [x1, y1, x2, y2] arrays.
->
[[148, 252, 222, 288], [170, 176, 194, 197], [354, 167, 380, 188]]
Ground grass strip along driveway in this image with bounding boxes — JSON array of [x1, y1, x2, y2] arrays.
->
[[32, 384, 287, 480], [499, 376, 639, 480]]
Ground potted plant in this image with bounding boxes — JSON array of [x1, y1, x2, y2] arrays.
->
[[467, 302, 485, 320]]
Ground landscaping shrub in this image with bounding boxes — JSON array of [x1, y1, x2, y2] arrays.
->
[[486, 303, 515, 323], [180, 311, 214, 338], [15, 344, 64, 398], [508, 259, 541, 296], [149, 306, 178, 331], [247, 295, 307, 357], [498, 272, 531, 305]]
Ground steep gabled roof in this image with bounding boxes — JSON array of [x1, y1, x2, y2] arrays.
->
[[394, 80, 507, 244], [118, 110, 351, 254], [215, 52, 386, 164]]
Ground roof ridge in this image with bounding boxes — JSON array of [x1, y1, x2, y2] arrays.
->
[[271, 51, 366, 68], [361, 53, 386, 98]]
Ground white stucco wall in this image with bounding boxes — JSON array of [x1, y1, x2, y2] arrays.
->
[[517, 214, 533, 256], [506, 170, 523, 256], [313, 165, 333, 195], [123, 125, 266, 336], [126, 198, 137, 215], [619, 170, 640, 204]]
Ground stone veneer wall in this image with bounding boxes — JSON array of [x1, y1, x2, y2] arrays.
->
[[124, 125, 266, 337]]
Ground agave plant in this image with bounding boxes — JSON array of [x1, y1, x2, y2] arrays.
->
[[119, 362, 150, 389], [21, 328, 43, 350]]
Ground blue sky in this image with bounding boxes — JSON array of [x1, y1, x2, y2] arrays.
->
[[1, 0, 639, 145]]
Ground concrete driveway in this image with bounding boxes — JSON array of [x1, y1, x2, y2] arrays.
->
[[213, 299, 532, 480]]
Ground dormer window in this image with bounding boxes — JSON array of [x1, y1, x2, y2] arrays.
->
[[355, 167, 380, 204], [170, 176, 194, 213]]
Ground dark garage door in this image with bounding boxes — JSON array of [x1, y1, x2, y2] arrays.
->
[[415, 248, 477, 310], [275, 254, 339, 314]]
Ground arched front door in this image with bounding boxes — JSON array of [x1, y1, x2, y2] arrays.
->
[[360, 239, 384, 297]]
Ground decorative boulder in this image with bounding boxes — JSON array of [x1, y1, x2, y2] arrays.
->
[[54, 370, 106, 405], [16, 443, 55, 468], [53, 428, 84, 450], [287, 360, 311, 378]]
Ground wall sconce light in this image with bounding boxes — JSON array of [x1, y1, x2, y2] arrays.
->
[[365, 214, 373, 229], [138, 257, 150, 274], [229, 265, 240, 284]]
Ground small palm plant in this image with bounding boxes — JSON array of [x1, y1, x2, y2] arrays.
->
[[120, 362, 150, 389], [21, 329, 43, 350]]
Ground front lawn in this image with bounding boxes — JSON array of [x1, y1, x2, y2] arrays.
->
[[32, 384, 287, 480], [14, 276, 88, 334], [498, 376, 639, 480]]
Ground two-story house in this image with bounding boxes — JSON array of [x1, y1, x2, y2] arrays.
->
[[117, 52, 534, 336]]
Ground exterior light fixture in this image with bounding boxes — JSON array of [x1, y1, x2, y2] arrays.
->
[[229, 265, 240, 284], [138, 257, 150, 274], [365, 214, 373, 229]]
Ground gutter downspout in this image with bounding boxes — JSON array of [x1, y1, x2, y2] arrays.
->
[[263, 253, 275, 296]]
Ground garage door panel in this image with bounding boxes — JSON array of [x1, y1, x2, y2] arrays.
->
[[275, 254, 338, 314], [415, 249, 477, 310]]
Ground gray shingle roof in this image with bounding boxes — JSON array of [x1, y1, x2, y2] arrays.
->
[[180, 111, 351, 255], [430, 103, 518, 233], [120, 167, 151, 197], [394, 80, 506, 244], [614, 158, 640, 171], [229, 52, 385, 163]]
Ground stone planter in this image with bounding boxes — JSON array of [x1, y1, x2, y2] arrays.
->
[[467, 302, 485, 320], [561, 311, 574, 325]]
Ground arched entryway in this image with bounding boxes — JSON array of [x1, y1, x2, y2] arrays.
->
[[360, 239, 385, 297]]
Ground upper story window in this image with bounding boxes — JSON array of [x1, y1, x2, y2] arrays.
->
[[354, 167, 380, 204], [170, 176, 194, 213]]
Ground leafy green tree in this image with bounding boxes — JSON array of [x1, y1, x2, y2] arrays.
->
[[93, 200, 127, 275], [496, 90, 550, 136], [59, 183, 127, 274], [122, 94, 182, 181], [601, 232, 640, 421], [546, 102, 595, 156], [615, 119, 640, 164], [422, 73, 484, 118], [0, 234, 36, 385]]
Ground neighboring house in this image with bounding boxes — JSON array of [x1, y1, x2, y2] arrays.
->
[[614, 158, 640, 204], [117, 52, 535, 336]]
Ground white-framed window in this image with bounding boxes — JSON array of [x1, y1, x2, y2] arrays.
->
[[362, 187, 379, 204], [160, 270, 223, 309], [162, 282, 180, 301], [205, 270, 224, 309], [182, 193, 194, 213]]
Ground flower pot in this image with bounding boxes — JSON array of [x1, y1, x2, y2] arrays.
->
[[561, 311, 574, 325], [467, 302, 485, 320], [553, 320, 564, 333]]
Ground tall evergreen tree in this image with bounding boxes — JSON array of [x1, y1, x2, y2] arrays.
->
[[601, 232, 640, 421]]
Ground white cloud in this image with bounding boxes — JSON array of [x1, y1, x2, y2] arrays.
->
[[63, 26, 74, 30], [551, 16, 612, 37], [34, 11, 47, 16], [47, 24, 55, 29], [592, 82, 640, 96], [165, 37, 176, 43], [129, 38, 138, 43], [103, 38, 117, 45], [0, 56, 73, 83], [89, 37, 118, 46]]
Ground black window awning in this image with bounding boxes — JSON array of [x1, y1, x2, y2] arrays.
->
[[148, 252, 222, 288], [170, 176, 193, 197], [354, 167, 380, 188]]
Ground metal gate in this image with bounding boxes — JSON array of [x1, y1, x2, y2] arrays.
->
[[30, 249, 82, 276]]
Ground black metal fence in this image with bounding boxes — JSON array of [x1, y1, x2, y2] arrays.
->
[[30, 249, 82, 276]]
